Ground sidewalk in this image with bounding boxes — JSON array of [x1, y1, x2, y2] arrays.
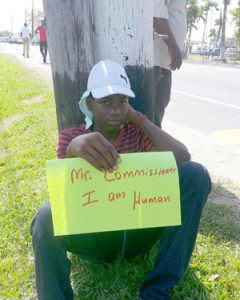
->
[[1, 43, 240, 188]]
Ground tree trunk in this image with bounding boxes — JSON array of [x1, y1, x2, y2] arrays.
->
[[219, 0, 228, 61], [43, 0, 153, 131]]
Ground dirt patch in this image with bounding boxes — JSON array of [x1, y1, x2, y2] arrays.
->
[[0, 113, 27, 132], [210, 179, 240, 213], [22, 95, 44, 105]]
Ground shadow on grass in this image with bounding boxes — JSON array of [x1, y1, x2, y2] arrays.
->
[[71, 249, 208, 300], [71, 182, 240, 299], [200, 182, 240, 243]]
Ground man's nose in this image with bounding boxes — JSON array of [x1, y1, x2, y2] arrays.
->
[[110, 104, 121, 114]]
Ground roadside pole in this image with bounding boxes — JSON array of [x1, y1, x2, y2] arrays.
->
[[42, 0, 154, 131], [42, 0, 95, 131]]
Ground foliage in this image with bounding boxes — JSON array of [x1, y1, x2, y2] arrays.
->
[[25, 9, 44, 32], [0, 54, 240, 299], [186, 0, 203, 32], [231, 6, 240, 48]]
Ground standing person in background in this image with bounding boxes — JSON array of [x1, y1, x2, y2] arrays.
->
[[35, 20, 48, 63], [153, 0, 187, 127], [20, 23, 31, 58]]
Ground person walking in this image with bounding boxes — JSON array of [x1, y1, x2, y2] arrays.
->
[[20, 23, 31, 58], [35, 20, 48, 63], [153, 0, 187, 127]]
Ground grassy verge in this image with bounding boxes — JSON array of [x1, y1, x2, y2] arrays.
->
[[0, 54, 239, 299]]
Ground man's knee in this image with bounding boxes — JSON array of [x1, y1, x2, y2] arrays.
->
[[30, 202, 53, 239], [178, 161, 211, 194]]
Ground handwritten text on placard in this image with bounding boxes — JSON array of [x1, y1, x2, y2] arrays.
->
[[46, 152, 181, 236]]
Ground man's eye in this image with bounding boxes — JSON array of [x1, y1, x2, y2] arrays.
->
[[121, 101, 127, 105]]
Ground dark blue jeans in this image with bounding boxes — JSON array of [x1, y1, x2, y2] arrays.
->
[[31, 161, 211, 300]]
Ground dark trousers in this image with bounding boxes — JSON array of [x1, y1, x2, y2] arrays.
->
[[153, 67, 172, 127], [31, 161, 211, 300], [39, 41, 47, 59]]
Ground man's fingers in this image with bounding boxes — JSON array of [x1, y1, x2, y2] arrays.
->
[[85, 144, 118, 172], [67, 132, 121, 172], [83, 134, 121, 171]]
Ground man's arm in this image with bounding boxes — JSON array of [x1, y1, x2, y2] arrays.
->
[[127, 106, 191, 164], [154, 17, 182, 70]]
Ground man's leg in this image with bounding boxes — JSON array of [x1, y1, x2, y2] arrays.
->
[[43, 41, 48, 60], [153, 67, 172, 128], [39, 42, 45, 62], [31, 202, 74, 300], [31, 203, 131, 299], [26, 38, 30, 57], [22, 38, 26, 56], [139, 161, 211, 300]]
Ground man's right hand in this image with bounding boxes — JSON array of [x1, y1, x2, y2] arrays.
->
[[168, 44, 182, 70], [66, 132, 121, 172]]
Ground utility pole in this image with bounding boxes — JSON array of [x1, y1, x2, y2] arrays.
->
[[31, 0, 34, 38], [42, 0, 153, 131], [10, 16, 13, 37]]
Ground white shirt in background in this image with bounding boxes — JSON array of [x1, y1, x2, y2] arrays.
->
[[153, 0, 187, 70], [21, 26, 31, 39]]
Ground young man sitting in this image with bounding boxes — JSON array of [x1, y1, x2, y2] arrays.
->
[[31, 59, 211, 300]]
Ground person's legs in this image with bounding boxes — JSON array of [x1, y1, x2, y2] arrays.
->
[[139, 161, 211, 300], [153, 67, 172, 128], [31, 203, 137, 299], [31, 202, 74, 300], [22, 38, 27, 56], [26, 37, 30, 57], [39, 41, 45, 62], [43, 41, 48, 61]]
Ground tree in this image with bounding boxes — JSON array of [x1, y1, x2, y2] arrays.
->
[[231, 3, 240, 49], [209, 28, 218, 47], [25, 9, 44, 35], [186, 0, 203, 53], [219, 0, 230, 61], [214, 11, 223, 45], [199, 1, 219, 44], [42, 0, 153, 131]]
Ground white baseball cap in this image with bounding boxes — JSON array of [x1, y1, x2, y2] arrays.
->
[[79, 59, 135, 129]]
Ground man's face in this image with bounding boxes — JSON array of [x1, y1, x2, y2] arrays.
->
[[87, 94, 129, 134]]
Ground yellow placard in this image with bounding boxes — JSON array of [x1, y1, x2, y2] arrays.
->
[[46, 152, 181, 236]]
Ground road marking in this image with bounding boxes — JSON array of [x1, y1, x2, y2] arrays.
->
[[172, 90, 240, 111], [210, 129, 240, 145]]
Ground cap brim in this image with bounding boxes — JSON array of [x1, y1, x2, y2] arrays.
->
[[92, 85, 135, 99]]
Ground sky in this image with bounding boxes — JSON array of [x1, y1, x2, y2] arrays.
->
[[0, 0, 43, 33], [0, 0, 239, 40]]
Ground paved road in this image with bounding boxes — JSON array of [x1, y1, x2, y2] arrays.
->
[[1, 42, 239, 184], [167, 61, 240, 137]]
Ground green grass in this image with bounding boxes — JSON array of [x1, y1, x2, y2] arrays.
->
[[0, 54, 240, 299]]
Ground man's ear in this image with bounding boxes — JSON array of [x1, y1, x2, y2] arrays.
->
[[86, 98, 93, 111]]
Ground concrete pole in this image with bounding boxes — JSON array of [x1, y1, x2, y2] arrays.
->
[[92, 0, 154, 118], [42, 0, 95, 131], [31, 0, 34, 38], [42, 0, 154, 131]]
